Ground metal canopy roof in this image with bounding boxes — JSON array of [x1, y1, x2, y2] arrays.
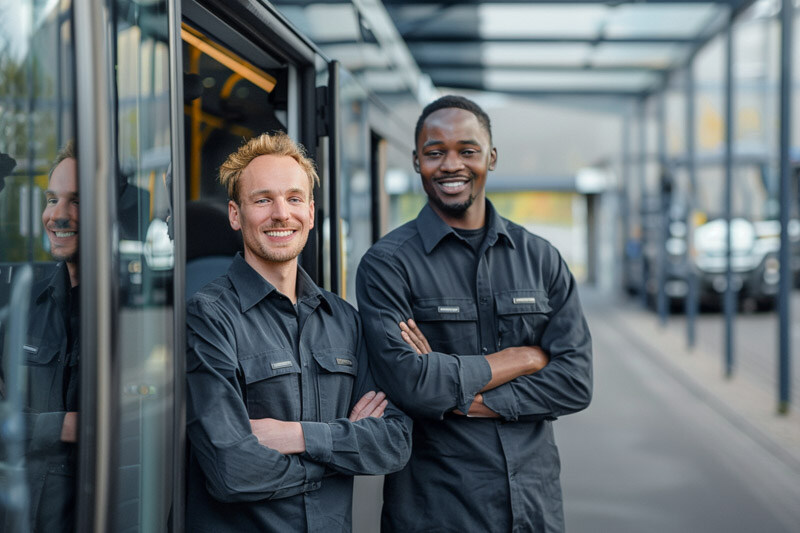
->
[[273, 0, 760, 99]]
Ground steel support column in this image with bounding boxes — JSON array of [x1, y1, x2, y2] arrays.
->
[[685, 65, 699, 349], [639, 99, 649, 307], [657, 88, 669, 324], [622, 108, 632, 296], [778, 0, 793, 413], [723, 19, 736, 378]]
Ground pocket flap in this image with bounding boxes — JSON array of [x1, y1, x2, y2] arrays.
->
[[23, 339, 60, 365], [495, 290, 551, 315], [312, 349, 358, 375], [239, 348, 299, 384], [412, 298, 477, 322]]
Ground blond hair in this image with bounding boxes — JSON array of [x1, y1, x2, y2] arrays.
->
[[48, 140, 76, 180], [219, 132, 319, 204]]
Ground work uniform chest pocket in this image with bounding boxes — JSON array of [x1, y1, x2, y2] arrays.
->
[[21, 340, 63, 410], [23, 340, 60, 366], [312, 349, 357, 421], [239, 348, 301, 420], [495, 290, 552, 348], [411, 298, 478, 355]]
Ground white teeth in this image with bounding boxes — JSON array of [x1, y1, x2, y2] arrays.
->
[[440, 181, 466, 189], [266, 230, 293, 237], [54, 231, 76, 237]]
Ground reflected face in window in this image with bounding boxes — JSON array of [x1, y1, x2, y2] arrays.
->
[[414, 108, 496, 221], [229, 155, 315, 267], [43, 157, 79, 263]]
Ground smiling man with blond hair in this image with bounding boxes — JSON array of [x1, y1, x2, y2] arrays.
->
[[185, 132, 411, 532]]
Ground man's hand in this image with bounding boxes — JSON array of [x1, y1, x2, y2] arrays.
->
[[453, 394, 499, 418], [61, 411, 78, 443], [349, 391, 388, 421], [399, 319, 431, 355], [249, 418, 306, 454]]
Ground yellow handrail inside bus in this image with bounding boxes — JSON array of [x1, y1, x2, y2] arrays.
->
[[180, 24, 277, 94]]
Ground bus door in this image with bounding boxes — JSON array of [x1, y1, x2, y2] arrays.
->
[[179, 0, 336, 291]]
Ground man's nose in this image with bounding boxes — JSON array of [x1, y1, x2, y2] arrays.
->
[[271, 198, 290, 220], [51, 199, 70, 222], [440, 151, 464, 172]]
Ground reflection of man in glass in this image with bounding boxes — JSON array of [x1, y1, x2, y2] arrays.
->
[[18, 142, 79, 532]]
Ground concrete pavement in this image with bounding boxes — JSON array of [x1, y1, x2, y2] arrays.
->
[[558, 287, 800, 532]]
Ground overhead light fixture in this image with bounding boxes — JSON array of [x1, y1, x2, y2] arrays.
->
[[181, 23, 277, 93]]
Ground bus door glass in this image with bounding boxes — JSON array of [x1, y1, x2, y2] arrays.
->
[[179, 13, 310, 295], [0, 1, 79, 531], [110, 1, 176, 530]]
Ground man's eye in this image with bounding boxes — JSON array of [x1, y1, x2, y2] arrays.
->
[[288, 197, 303, 204], [462, 149, 477, 156], [46, 198, 57, 205], [255, 198, 269, 204]]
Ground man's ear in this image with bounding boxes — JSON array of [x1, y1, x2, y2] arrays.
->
[[412, 150, 420, 173], [488, 147, 497, 171], [308, 199, 315, 230], [228, 200, 241, 231]]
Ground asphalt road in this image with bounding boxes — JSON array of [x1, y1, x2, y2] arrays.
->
[[557, 292, 800, 533]]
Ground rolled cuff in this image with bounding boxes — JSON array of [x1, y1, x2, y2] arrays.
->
[[456, 356, 492, 414], [28, 411, 67, 454], [301, 421, 332, 464], [481, 384, 519, 422]]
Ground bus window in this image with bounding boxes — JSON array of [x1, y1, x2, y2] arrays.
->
[[0, 1, 79, 531]]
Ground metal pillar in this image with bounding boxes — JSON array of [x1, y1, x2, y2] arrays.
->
[[778, 0, 793, 413], [657, 88, 669, 324], [622, 109, 632, 297], [639, 99, 649, 307], [685, 65, 698, 349], [723, 19, 736, 378]]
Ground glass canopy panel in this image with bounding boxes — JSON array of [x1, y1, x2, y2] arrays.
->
[[407, 43, 591, 67], [360, 70, 409, 92], [484, 70, 658, 91], [482, 43, 592, 67], [478, 4, 608, 39], [322, 43, 392, 70], [604, 3, 723, 38], [591, 43, 687, 68], [407, 43, 488, 65], [278, 4, 360, 42]]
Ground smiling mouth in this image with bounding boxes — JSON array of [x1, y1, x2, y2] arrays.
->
[[265, 229, 296, 237], [53, 231, 77, 238], [435, 177, 470, 192]]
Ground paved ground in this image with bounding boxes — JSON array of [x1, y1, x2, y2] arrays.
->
[[664, 292, 800, 408], [558, 287, 800, 533]]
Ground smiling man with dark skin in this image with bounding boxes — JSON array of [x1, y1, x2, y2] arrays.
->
[[185, 132, 411, 532], [357, 95, 593, 532]]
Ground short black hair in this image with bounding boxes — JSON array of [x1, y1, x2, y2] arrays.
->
[[414, 95, 492, 148]]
